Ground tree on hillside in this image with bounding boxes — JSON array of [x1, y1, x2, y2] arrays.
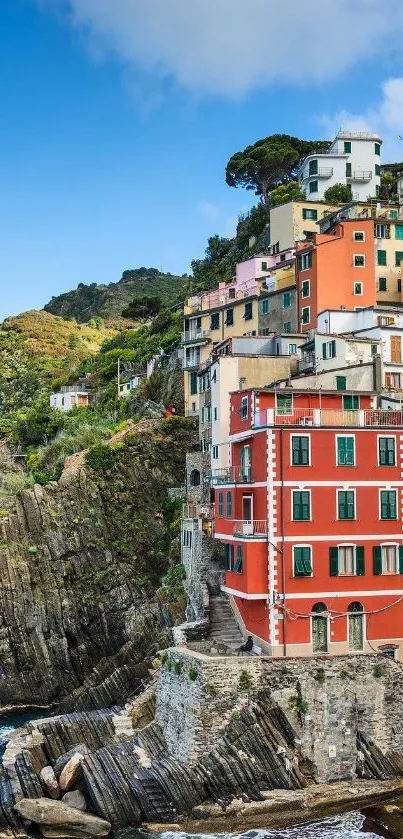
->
[[270, 181, 305, 207], [380, 171, 398, 201], [323, 183, 353, 204], [121, 296, 162, 320], [225, 134, 330, 214]]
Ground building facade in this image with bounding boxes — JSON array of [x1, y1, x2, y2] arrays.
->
[[297, 131, 382, 202]]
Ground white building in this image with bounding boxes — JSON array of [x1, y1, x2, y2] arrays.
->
[[298, 131, 382, 202], [50, 386, 89, 411]]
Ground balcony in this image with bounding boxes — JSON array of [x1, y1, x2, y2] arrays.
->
[[254, 407, 403, 428], [317, 167, 333, 178], [298, 353, 315, 372], [182, 328, 211, 345], [209, 466, 253, 484], [233, 520, 267, 537], [183, 358, 201, 370], [183, 503, 215, 520], [347, 171, 372, 182]]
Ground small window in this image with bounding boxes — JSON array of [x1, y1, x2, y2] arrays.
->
[[346, 162, 352, 177], [283, 291, 291, 308], [343, 394, 359, 410], [322, 340, 336, 359], [344, 140, 352, 153], [377, 250, 387, 266], [378, 277, 387, 292], [301, 307, 310, 325], [212, 445, 219, 459], [244, 301, 253, 321], [371, 344, 378, 356], [241, 396, 248, 421], [276, 393, 293, 416], [293, 546, 312, 577], [375, 142, 381, 155], [218, 491, 224, 517], [302, 279, 310, 298], [380, 490, 397, 520], [376, 184, 381, 197], [309, 180, 318, 194], [292, 490, 310, 521], [226, 491, 232, 518], [338, 490, 355, 520], [261, 261, 268, 271], [395, 224, 403, 240], [261, 327, 270, 336], [390, 210, 398, 220], [375, 164, 381, 176], [291, 435, 310, 466], [211, 312, 220, 330], [354, 282, 363, 295], [375, 223, 390, 239], [309, 159, 318, 176], [302, 208, 317, 221], [354, 231, 365, 241], [261, 298, 269, 314], [225, 308, 234, 326], [385, 372, 402, 389], [330, 545, 365, 577], [373, 544, 402, 575], [303, 230, 315, 241], [336, 375, 346, 391], [379, 437, 396, 466], [396, 251, 403, 267], [288, 343, 297, 354], [283, 321, 291, 333], [337, 436, 355, 466], [354, 255, 365, 267], [298, 252, 312, 271]]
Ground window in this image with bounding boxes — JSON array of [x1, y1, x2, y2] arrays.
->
[[330, 545, 365, 576], [244, 301, 253, 321], [322, 340, 336, 359], [298, 252, 312, 271], [302, 279, 310, 298], [218, 491, 224, 517], [283, 321, 291, 333], [377, 250, 387, 266], [344, 140, 352, 153], [283, 291, 291, 308], [213, 407, 218, 421], [303, 230, 315, 241], [312, 603, 328, 653], [226, 491, 232, 518], [240, 445, 252, 481], [183, 529, 193, 549], [241, 396, 248, 421], [376, 185, 380, 197], [302, 208, 317, 221], [292, 490, 310, 521], [337, 436, 355, 466], [276, 393, 293, 415], [190, 372, 198, 395], [224, 543, 234, 571], [289, 343, 297, 354], [375, 142, 381, 155], [375, 164, 381, 176], [390, 210, 398, 220], [337, 490, 355, 520], [395, 224, 403, 240], [378, 277, 387, 291], [212, 445, 219, 459], [343, 394, 359, 410], [371, 344, 378, 356], [354, 231, 365, 241], [379, 436, 396, 466], [380, 490, 397, 520], [391, 335, 402, 363], [309, 180, 318, 194], [293, 546, 312, 577], [261, 261, 268, 271], [309, 159, 318, 176], [354, 282, 363, 295], [336, 375, 346, 391], [291, 435, 310, 466], [396, 251, 403, 267], [373, 544, 403, 575], [225, 308, 234, 326], [261, 298, 269, 314], [234, 544, 243, 573], [375, 224, 390, 239], [211, 312, 220, 330], [385, 372, 402, 389], [354, 255, 365, 267], [346, 162, 352, 177], [301, 307, 310, 324], [261, 327, 270, 336], [398, 279, 402, 292]]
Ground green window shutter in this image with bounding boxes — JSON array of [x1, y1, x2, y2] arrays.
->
[[300, 436, 309, 465], [226, 492, 232, 518], [344, 141, 352, 153], [309, 159, 318, 176], [373, 546, 382, 576], [336, 376, 346, 391], [346, 162, 352, 177], [375, 164, 381, 176], [293, 491, 309, 520], [380, 490, 397, 519], [218, 492, 224, 517], [322, 342, 327, 360], [302, 209, 307, 220], [356, 546, 365, 576], [377, 250, 387, 266], [395, 251, 403, 266], [331, 340, 336, 357], [379, 437, 395, 465], [234, 544, 243, 572], [338, 491, 355, 519], [337, 437, 354, 465], [395, 225, 403, 240], [399, 545, 403, 575], [190, 372, 198, 395], [375, 143, 380, 155], [330, 547, 339, 576], [294, 547, 312, 577]]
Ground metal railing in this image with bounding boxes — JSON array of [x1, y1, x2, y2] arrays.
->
[[183, 358, 200, 370], [183, 503, 215, 520], [209, 466, 252, 484], [317, 167, 333, 177], [254, 408, 403, 428], [182, 328, 211, 343], [233, 520, 268, 536], [347, 170, 372, 181]]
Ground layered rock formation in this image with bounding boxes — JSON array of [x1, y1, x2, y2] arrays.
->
[[0, 417, 193, 711]]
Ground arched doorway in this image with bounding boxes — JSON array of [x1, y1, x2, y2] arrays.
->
[[348, 602, 364, 651], [189, 469, 200, 487], [312, 603, 328, 653]]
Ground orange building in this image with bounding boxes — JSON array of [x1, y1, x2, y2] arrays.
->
[[295, 218, 376, 332], [213, 387, 403, 658]]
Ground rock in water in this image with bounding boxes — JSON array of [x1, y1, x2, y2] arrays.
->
[[59, 754, 84, 791], [61, 791, 87, 812], [14, 799, 111, 838], [39, 766, 60, 800]]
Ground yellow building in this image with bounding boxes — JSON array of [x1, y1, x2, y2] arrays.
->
[[268, 200, 344, 252], [373, 211, 403, 305]]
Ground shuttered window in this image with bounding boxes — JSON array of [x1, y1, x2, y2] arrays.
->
[[218, 492, 224, 517], [343, 394, 359, 411], [291, 436, 310, 466], [293, 546, 312, 577], [338, 490, 355, 520], [373, 545, 403, 575], [336, 376, 346, 391], [379, 437, 396, 466], [234, 544, 243, 573], [330, 546, 364, 576], [337, 436, 355, 466], [380, 490, 397, 520], [377, 250, 387, 266], [292, 491, 310, 521], [226, 492, 232, 518]]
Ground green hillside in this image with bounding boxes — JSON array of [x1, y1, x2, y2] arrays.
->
[[44, 268, 191, 322]]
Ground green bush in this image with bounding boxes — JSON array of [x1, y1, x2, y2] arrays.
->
[[188, 667, 198, 682], [86, 443, 117, 472], [314, 668, 326, 683], [239, 669, 253, 690], [373, 663, 385, 678], [173, 660, 183, 676]]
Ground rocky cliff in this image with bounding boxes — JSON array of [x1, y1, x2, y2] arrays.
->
[[0, 416, 194, 712]]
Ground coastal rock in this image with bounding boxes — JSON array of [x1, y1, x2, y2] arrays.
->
[[59, 755, 84, 792], [54, 747, 90, 779], [14, 798, 111, 838], [61, 791, 87, 812], [39, 767, 60, 800]]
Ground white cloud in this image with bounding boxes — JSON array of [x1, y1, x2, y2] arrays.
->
[[222, 214, 238, 238], [319, 78, 403, 161], [48, 0, 403, 98], [198, 201, 220, 220]]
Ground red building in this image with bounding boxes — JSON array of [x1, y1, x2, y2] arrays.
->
[[213, 387, 403, 658]]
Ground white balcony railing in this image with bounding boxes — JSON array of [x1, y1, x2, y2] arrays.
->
[[209, 466, 252, 484], [347, 170, 372, 182], [183, 328, 211, 343], [183, 358, 200, 370], [317, 167, 333, 177], [254, 408, 403, 428], [233, 520, 267, 537]]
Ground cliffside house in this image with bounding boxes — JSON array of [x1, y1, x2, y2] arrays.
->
[[49, 385, 89, 411]]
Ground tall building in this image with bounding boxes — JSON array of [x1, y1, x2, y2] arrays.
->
[[297, 131, 382, 202]]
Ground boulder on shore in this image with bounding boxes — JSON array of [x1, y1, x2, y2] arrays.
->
[[61, 791, 87, 813], [39, 766, 60, 800], [14, 799, 111, 838], [54, 746, 90, 779], [59, 754, 85, 792]]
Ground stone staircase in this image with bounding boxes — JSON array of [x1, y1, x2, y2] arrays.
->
[[209, 595, 245, 650]]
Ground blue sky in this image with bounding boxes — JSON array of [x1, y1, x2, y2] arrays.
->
[[1, 0, 403, 320]]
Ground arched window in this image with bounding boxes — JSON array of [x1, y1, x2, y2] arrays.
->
[[312, 602, 328, 653], [348, 602, 364, 651], [189, 469, 201, 487]]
